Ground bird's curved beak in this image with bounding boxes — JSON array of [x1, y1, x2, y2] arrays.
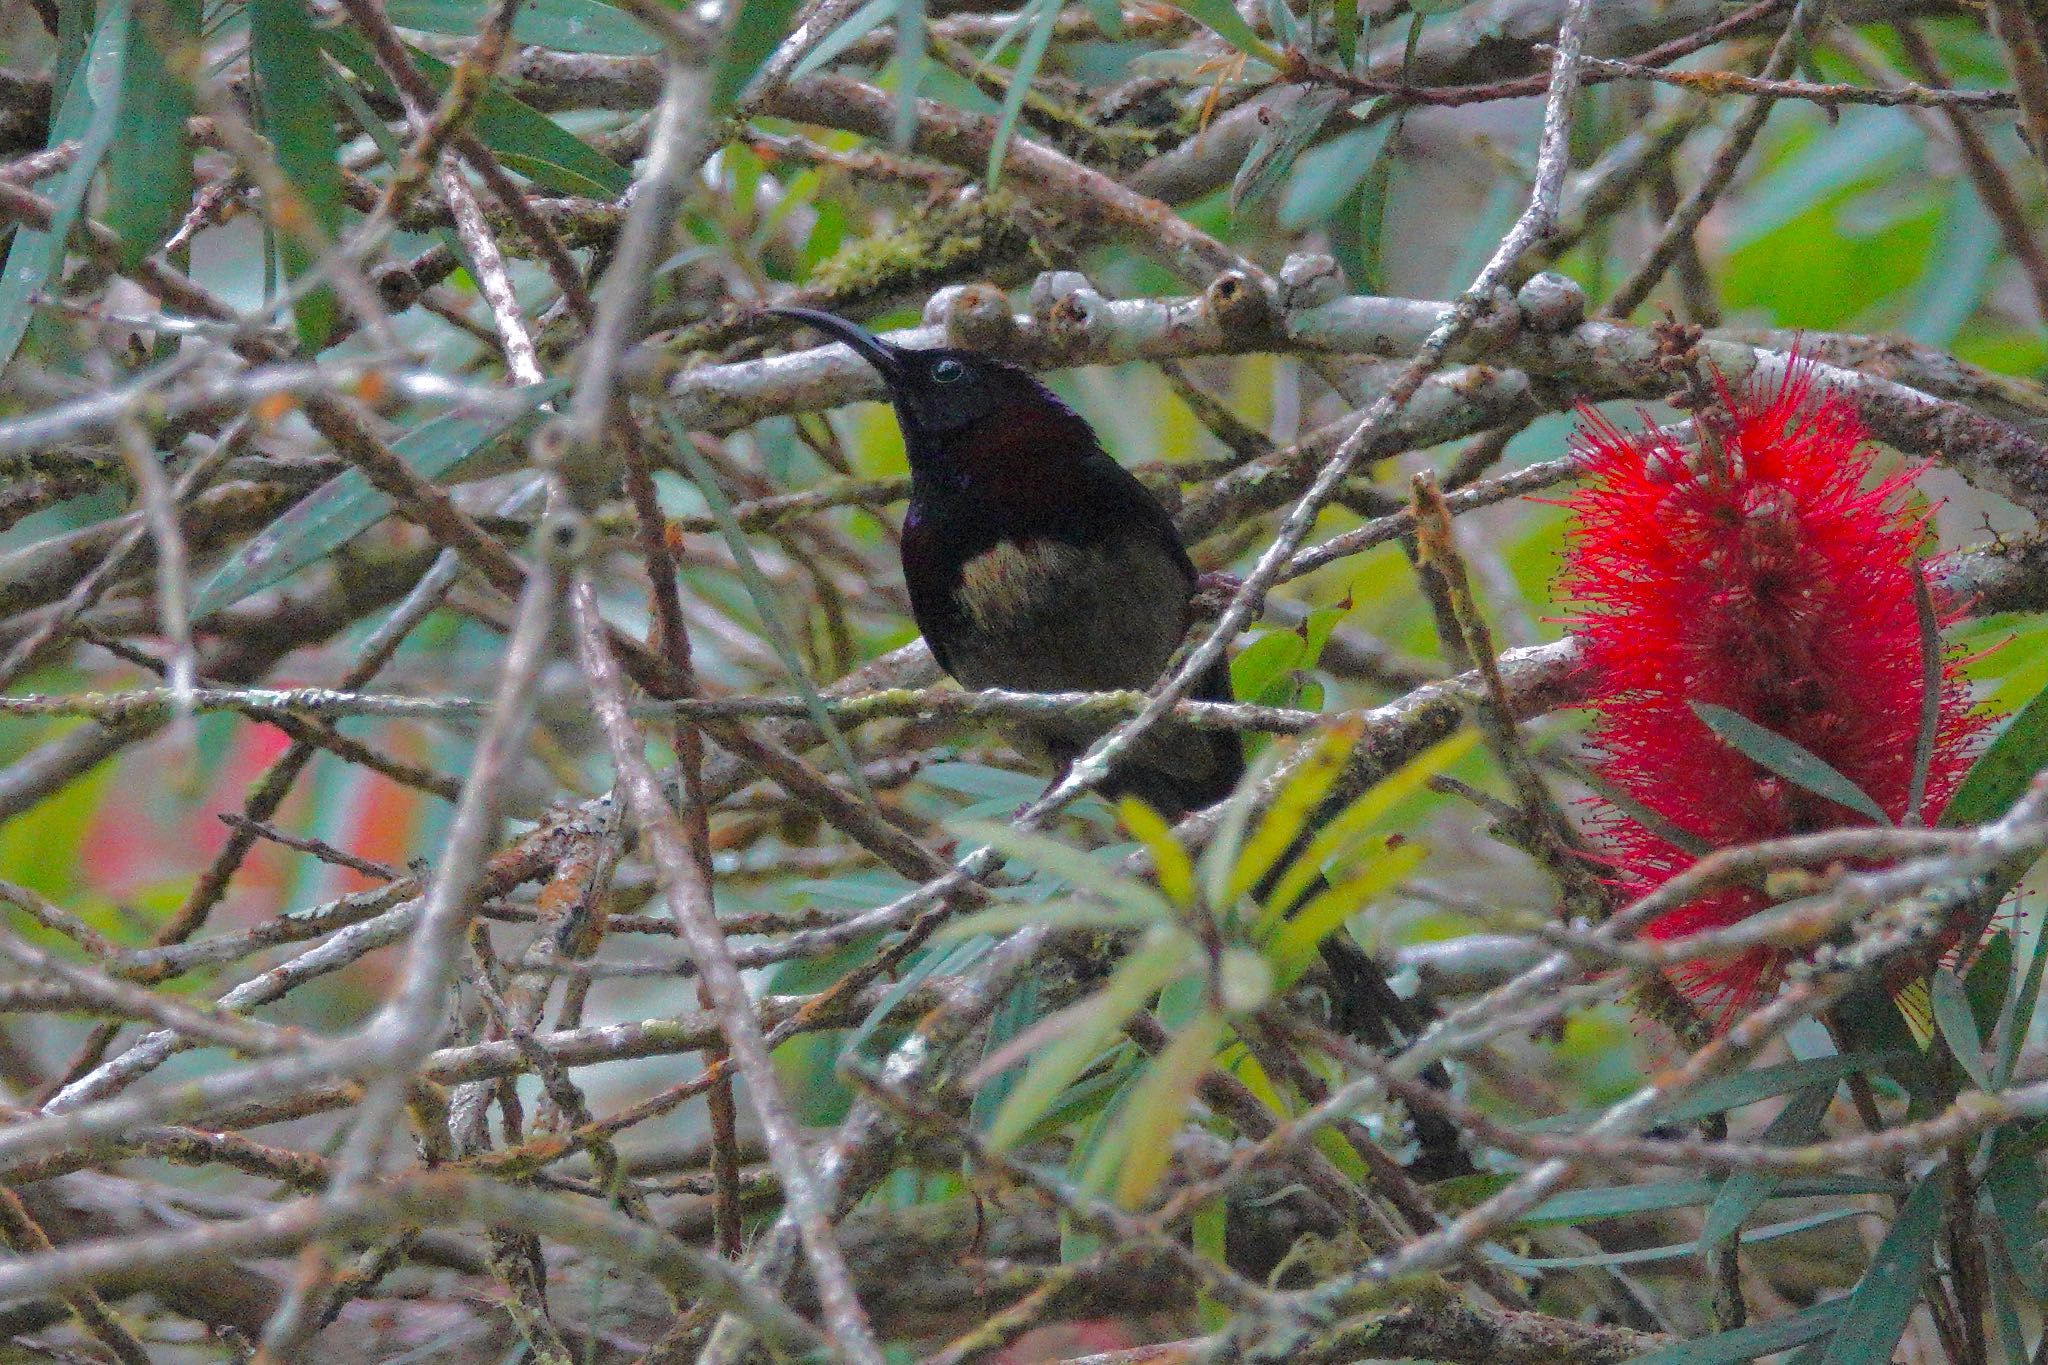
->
[[767, 308, 906, 386]]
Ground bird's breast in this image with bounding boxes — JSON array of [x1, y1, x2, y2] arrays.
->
[[943, 533, 1193, 695]]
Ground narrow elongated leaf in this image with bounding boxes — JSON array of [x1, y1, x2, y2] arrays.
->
[[251, 0, 347, 350], [1164, 0, 1276, 60], [1229, 721, 1354, 907], [1110, 1011, 1226, 1208], [322, 27, 631, 197], [986, 0, 1060, 185], [1278, 113, 1394, 229], [1333, 0, 1357, 66], [386, 0, 660, 55], [987, 930, 1192, 1150], [193, 383, 565, 617], [1524, 1052, 1907, 1134], [0, 0, 131, 377], [105, 0, 195, 267], [1929, 965, 1991, 1088], [893, 0, 925, 147], [1690, 702, 1890, 824], [1941, 677, 2048, 826], [1257, 731, 1475, 922], [788, 0, 893, 81], [1815, 1169, 1945, 1365], [1491, 1208, 1864, 1272], [1993, 923, 2047, 1086], [1626, 1299, 1850, 1364], [1700, 1081, 1833, 1245], [1121, 799, 1196, 908], [1904, 178, 1999, 348], [1985, 1131, 2048, 1297], [1232, 89, 1343, 212], [969, 977, 1040, 1132], [712, 0, 804, 114], [1518, 1176, 1895, 1229], [1267, 842, 1426, 980], [950, 819, 1173, 922], [661, 409, 873, 803]]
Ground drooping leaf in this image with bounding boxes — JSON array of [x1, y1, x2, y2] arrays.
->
[[1928, 965, 1990, 1089], [1278, 112, 1394, 229], [1232, 89, 1343, 213], [0, 0, 132, 376], [193, 383, 565, 617], [1163, 0, 1276, 61], [789, 0, 893, 81], [1700, 1081, 1833, 1246], [1689, 702, 1891, 824], [711, 0, 805, 114], [1814, 1168, 1946, 1365], [105, 0, 196, 268], [250, 0, 347, 349], [1941, 677, 2048, 827], [986, 930, 1192, 1150], [386, 0, 660, 55], [986, 0, 1060, 185], [322, 27, 632, 197], [1626, 1300, 1850, 1364]]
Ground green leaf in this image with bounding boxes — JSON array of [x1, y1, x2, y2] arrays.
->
[[1408, 0, 1476, 11], [893, 0, 925, 148], [385, 0, 660, 55], [1277, 114, 1394, 229], [1231, 89, 1343, 213], [1333, 0, 1357, 67], [1109, 1011, 1226, 1208], [1689, 702, 1890, 824], [1929, 965, 1990, 1089], [986, 930, 1192, 1150], [0, 0, 132, 377], [1941, 677, 2048, 826], [969, 976, 1039, 1133], [711, 0, 804, 114], [1523, 1052, 1908, 1134], [1516, 1176, 1896, 1229], [1815, 1168, 1945, 1365], [1700, 1081, 1833, 1246], [949, 819, 1173, 922], [1626, 1299, 1850, 1364], [1121, 799, 1195, 908], [105, 0, 195, 267], [1491, 1208, 1864, 1271], [250, 0, 347, 350], [788, 0, 893, 81], [1992, 924, 2047, 1087], [661, 409, 874, 804], [1230, 722, 1354, 909], [1229, 630, 1304, 708], [986, 0, 1060, 186], [1985, 1128, 2048, 1298], [1267, 842, 1426, 981], [1903, 177, 1998, 348], [193, 383, 565, 617], [1163, 0, 1277, 60], [321, 27, 631, 197]]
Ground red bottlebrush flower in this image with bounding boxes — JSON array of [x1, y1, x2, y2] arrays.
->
[[1559, 361, 1993, 1025]]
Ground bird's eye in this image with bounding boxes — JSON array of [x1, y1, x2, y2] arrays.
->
[[930, 358, 966, 384]]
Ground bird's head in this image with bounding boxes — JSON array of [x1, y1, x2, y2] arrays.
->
[[769, 309, 1095, 483]]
